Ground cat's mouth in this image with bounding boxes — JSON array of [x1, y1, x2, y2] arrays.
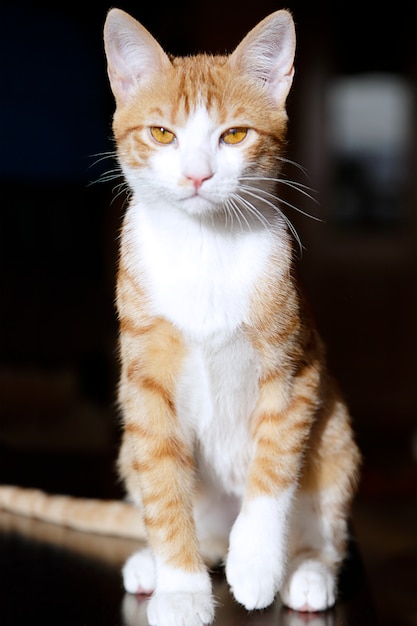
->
[[180, 191, 220, 217]]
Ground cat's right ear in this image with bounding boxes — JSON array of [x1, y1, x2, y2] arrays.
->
[[103, 9, 171, 105], [229, 10, 296, 106]]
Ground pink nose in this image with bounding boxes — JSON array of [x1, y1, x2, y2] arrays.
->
[[186, 172, 214, 191]]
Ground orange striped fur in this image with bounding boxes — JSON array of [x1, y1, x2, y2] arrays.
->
[[0, 10, 360, 624]]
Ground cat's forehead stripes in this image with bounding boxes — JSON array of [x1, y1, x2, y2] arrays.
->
[[170, 55, 229, 118]]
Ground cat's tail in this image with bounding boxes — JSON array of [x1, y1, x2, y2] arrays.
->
[[0, 485, 147, 539]]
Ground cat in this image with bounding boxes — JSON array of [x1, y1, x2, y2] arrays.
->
[[0, 8, 361, 626]]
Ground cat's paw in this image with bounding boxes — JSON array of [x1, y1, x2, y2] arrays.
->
[[280, 559, 336, 612], [225, 519, 284, 609], [147, 591, 214, 626], [225, 496, 290, 610], [226, 547, 280, 610], [123, 548, 156, 595]]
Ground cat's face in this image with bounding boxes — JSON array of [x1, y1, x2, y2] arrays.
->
[[104, 9, 296, 220]]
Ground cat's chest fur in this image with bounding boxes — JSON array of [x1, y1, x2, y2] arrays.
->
[[126, 202, 276, 340], [124, 202, 277, 492]]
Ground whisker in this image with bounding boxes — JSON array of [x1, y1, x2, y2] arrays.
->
[[278, 179, 320, 205], [240, 174, 319, 210], [111, 182, 131, 206], [240, 183, 322, 223], [232, 193, 270, 230], [89, 151, 118, 167], [275, 155, 310, 178], [95, 168, 122, 181], [241, 176, 317, 200], [239, 187, 303, 254], [222, 198, 232, 229], [228, 195, 253, 231], [227, 199, 245, 231], [87, 169, 123, 189]]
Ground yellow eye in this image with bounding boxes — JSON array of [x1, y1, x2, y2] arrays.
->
[[221, 128, 248, 145], [150, 127, 176, 144]]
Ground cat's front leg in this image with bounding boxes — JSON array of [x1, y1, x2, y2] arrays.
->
[[121, 430, 215, 626], [226, 362, 319, 610], [226, 488, 295, 610], [117, 314, 214, 626]]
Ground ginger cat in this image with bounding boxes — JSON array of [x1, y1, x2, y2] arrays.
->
[[0, 9, 360, 626]]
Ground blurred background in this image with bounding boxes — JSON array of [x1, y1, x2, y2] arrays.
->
[[0, 2, 415, 625]]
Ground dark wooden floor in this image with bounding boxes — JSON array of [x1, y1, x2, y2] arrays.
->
[[0, 446, 382, 626], [0, 509, 377, 626]]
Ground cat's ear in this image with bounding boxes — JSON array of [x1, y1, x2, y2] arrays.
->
[[103, 9, 171, 105], [229, 10, 296, 105]]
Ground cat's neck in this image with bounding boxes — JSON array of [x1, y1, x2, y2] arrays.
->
[[127, 190, 288, 241], [121, 197, 292, 342]]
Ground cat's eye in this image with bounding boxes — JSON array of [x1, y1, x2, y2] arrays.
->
[[150, 127, 176, 145], [221, 128, 248, 145]]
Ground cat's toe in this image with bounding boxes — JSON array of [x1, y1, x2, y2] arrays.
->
[[123, 548, 156, 595], [227, 566, 276, 610], [226, 549, 279, 610], [280, 559, 336, 611], [147, 591, 214, 626]]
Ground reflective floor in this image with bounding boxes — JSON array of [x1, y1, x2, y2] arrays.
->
[[0, 504, 378, 626], [1, 444, 415, 626]]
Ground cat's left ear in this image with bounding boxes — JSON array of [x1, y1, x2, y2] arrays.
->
[[103, 9, 171, 105], [229, 10, 296, 105]]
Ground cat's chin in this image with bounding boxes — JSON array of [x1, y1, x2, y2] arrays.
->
[[179, 195, 221, 218]]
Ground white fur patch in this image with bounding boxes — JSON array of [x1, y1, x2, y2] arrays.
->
[[148, 560, 214, 626], [226, 489, 295, 610], [177, 332, 259, 495], [280, 558, 336, 611], [123, 548, 156, 595], [147, 591, 214, 626], [124, 551, 214, 625], [126, 202, 274, 340]]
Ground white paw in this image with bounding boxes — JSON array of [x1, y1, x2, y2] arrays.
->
[[147, 591, 214, 626], [225, 505, 286, 610], [226, 552, 278, 610], [123, 548, 156, 595], [224, 492, 294, 610], [281, 559, 336, 611]]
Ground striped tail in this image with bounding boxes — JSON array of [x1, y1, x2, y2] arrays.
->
[[0, 485, 146, 539]]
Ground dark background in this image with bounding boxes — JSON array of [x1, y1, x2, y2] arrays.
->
[[0, 2, 415, 625]]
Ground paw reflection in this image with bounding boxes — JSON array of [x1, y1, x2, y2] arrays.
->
[[121, 593, 150, 625], [281, 606, 336, 626], [121, 584, 338, 626]]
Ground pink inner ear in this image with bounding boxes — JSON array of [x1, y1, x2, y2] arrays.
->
[[104, 8, 171, 105], [227, 11, 296, 106]]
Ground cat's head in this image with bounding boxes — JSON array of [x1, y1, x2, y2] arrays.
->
[[104, 9, 295, 221]]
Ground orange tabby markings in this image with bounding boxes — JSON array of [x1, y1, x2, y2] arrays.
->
[[0, 10, 361, 625]]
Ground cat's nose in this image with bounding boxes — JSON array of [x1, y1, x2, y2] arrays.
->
[[182, 153, 214, 191], [186, 171, 214, 191]]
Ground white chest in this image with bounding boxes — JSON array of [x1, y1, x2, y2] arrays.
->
[[123, 203, 276, 494], [177, 332, 260, 496], [127, 204, 273, 340]]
